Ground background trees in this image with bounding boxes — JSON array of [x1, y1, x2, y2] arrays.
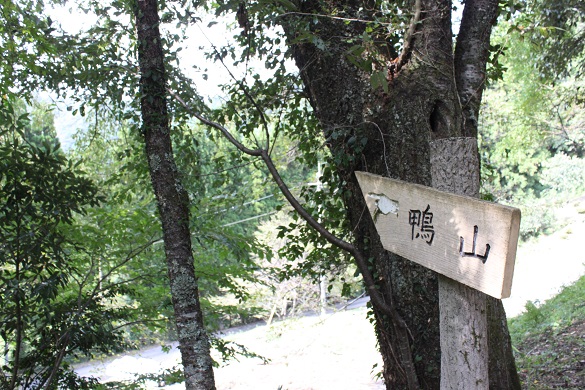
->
[[480, 0, 585, 238], [0, 98, 121, 389]]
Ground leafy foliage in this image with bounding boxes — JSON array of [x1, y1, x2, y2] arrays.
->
[[66, 101, 283, 354], [519, 0, 585, 80], [480, 16, 585, 238], [0, 98, 125, 389]]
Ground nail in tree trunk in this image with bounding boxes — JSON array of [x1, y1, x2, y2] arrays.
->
[[133, 1, 216, 388]]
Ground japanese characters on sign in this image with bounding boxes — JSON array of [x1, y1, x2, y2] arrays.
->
[[408, 204, 491, 263], [460, 225, 491, 264], [408, 204, 435, 245]]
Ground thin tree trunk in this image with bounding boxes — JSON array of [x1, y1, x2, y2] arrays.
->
[[10, 260, 22, 390], [43, 333, 71, 389], [454, 0, 499, 139], [133, 1, 216, 388]]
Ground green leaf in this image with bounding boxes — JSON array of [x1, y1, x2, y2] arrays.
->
[[273, 0, 298, 11], [370, 70, 388, 93]]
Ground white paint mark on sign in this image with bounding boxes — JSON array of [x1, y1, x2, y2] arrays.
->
[[367, 193, 399, 222]]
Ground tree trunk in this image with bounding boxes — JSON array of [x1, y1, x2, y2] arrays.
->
[[454, 2, 521, 388], [133, 1, 216, 389], [431, 137, 488, 389], [281, 0, 520, 388]]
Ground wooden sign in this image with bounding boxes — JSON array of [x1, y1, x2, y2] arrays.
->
[[355, 171, 521, 299]]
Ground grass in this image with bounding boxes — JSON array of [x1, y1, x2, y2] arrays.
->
[[509, 274, 585, 389]]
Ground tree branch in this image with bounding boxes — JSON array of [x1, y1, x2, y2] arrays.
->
[[454, 0, 499, 137], [195, 23, 271, 149], [170, 90, 420, 388], [394, 0, 422, 72]]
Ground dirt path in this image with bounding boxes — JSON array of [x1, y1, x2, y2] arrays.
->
[[503, 197, 585, 317], [75, 304, 385, 389], [213, 308, 385, 390]]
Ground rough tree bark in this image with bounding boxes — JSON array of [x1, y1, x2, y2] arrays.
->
[[133, 1, 216, 389], [454, 2, 520, 388], [280, 0, 521, 388], [431, 137, 488, 389]]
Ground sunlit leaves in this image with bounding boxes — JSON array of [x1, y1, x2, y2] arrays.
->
[[513, 0, 585, 80], [480, 17, 585, 237]]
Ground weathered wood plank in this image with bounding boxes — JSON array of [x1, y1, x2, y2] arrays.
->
[[355, 171, 521, 299]]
